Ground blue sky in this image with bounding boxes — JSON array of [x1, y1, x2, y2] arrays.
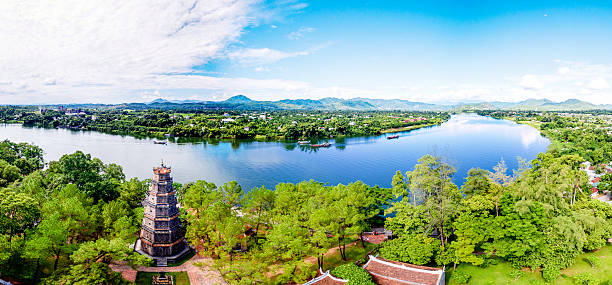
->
[[2, 0, 612, 104]]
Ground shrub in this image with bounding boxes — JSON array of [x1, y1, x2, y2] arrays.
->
[[584, 255, 601, 268], [509, 269, 524, 280], [542, 266, 560, 282], [452, 270, 471, 284], [573, 272, 599, 285], [379, 235, 440, 265], [330, 263, 375, 285]]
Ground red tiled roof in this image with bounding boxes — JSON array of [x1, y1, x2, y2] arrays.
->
[[363, 256, 444, 285], [591, 187, 599, 194], [592, 177, 601, 183], [361, 233, 388, 245]]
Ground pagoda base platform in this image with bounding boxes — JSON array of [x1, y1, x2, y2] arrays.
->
[[134, 239, 193, 266]]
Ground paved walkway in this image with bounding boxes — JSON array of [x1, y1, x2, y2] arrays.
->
[[110, 254, 225, 284]]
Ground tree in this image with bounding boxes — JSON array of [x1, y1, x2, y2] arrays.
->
[[0, 189, 40, 242], [461, 168, 491, 198], [46, 151, 120, 202], [24, 213, 71, 271], [400, 155, 461, 247], [117, 178, 148, 209], [50, 238, 150, 285], [449, 195, 495, 268], [380, 235, 440, 265], [244, 186, 275, 234], [325, 182, 376, 260], [330, 263, 375, 285], [183, 180, 245, 259]]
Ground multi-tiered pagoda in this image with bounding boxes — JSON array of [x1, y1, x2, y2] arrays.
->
[[135, 163, 190, 265]]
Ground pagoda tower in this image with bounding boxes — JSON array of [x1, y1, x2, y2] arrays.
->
[[135, 163, 190, 265]]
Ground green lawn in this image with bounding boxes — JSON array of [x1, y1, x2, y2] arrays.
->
[[447, 245, 612, 284], [134, 271, 190, 285]]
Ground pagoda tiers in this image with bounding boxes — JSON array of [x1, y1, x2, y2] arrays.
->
[[135, 164, 191, 265]]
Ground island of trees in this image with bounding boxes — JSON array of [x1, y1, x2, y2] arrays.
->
[[0, 106, 449, 140], [0, 109, 611, 284]]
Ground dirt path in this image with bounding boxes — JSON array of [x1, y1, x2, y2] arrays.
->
[[110, 254, 225, 285], [303, 241, 359, 264]]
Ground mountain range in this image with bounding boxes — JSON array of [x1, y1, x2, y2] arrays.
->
[[134, 95, 611, 111]]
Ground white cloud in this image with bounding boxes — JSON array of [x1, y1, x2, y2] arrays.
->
[[227, 48, 309, 65], [254, 66, 269, 72], [287, 27, 315, 40], [557, 66, 571, 75], [520, 74, 544, 90], [0, 0, 258, 103], [587, 78, 609, 90]]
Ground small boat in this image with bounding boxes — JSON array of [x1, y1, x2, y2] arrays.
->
[[153, 140, 167, 145], [387, 135, 400, 139], [297, 140, 310, 145], [310, 142, 331, 148]]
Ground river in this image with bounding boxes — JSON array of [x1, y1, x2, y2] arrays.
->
[[0, 113, 550, 190]]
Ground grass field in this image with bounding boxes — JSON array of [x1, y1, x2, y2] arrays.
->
[[135, 271, 190, 285], [318, 242, 378, 272], [447, 245, 612, 284]]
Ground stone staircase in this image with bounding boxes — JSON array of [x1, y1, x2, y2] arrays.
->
[[156, 258, 168, 267]]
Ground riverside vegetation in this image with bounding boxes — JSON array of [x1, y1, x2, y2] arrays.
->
[[0, 106, 448, 140], [0, 111, 611, 284]]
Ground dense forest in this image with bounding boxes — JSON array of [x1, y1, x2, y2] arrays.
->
[[0, 106, 448, 140], [1, 110, 611, 284]]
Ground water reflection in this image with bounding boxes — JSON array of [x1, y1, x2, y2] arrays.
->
[[0, 114, 550, 190]]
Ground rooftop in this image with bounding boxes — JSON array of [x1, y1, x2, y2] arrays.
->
[[363, 255, 445, 285]]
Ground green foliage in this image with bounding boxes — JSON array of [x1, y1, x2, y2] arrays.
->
[[573, 272, 599, 285], [462, 168, 491, 197], [47, 151, 123, 202], [330, 263, 375, 285], [451, 269, 471, 284], [509, 269, 524, 280], [380, 235, 440, 265], [584, 255, 601, 268]]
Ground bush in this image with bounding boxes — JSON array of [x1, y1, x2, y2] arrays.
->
[[573, 272, 599, 285], [379, 235, 440, 265], [584, 255, 601, 268], [330, 263, 375, 285], [542, 266, 560, 282], [509, 269, 524, 280], [452, 270, 471, 284]]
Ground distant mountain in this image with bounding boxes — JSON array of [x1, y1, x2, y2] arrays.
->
[[52, 96, 611, 111], [147, 98, 203, 104], [224, 95, 253, 103]]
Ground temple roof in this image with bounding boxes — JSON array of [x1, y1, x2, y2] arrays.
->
[[302, 269, 348, 285], [363, 256, 444, 285]]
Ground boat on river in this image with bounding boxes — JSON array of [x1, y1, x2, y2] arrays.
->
[[153, 140, 167, 145], [297, 140, 310, 145], [310, 142, 331, 148], [387, 135, 399, 139]]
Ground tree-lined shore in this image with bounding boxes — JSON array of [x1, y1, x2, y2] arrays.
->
[[0, 110, 611, 284]]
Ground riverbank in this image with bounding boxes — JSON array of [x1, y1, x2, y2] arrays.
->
[[380, 122, 440, 134], [0, 114, 549, 189]]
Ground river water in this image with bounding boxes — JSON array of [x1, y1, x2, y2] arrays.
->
[[0, 113, 550, 190]]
